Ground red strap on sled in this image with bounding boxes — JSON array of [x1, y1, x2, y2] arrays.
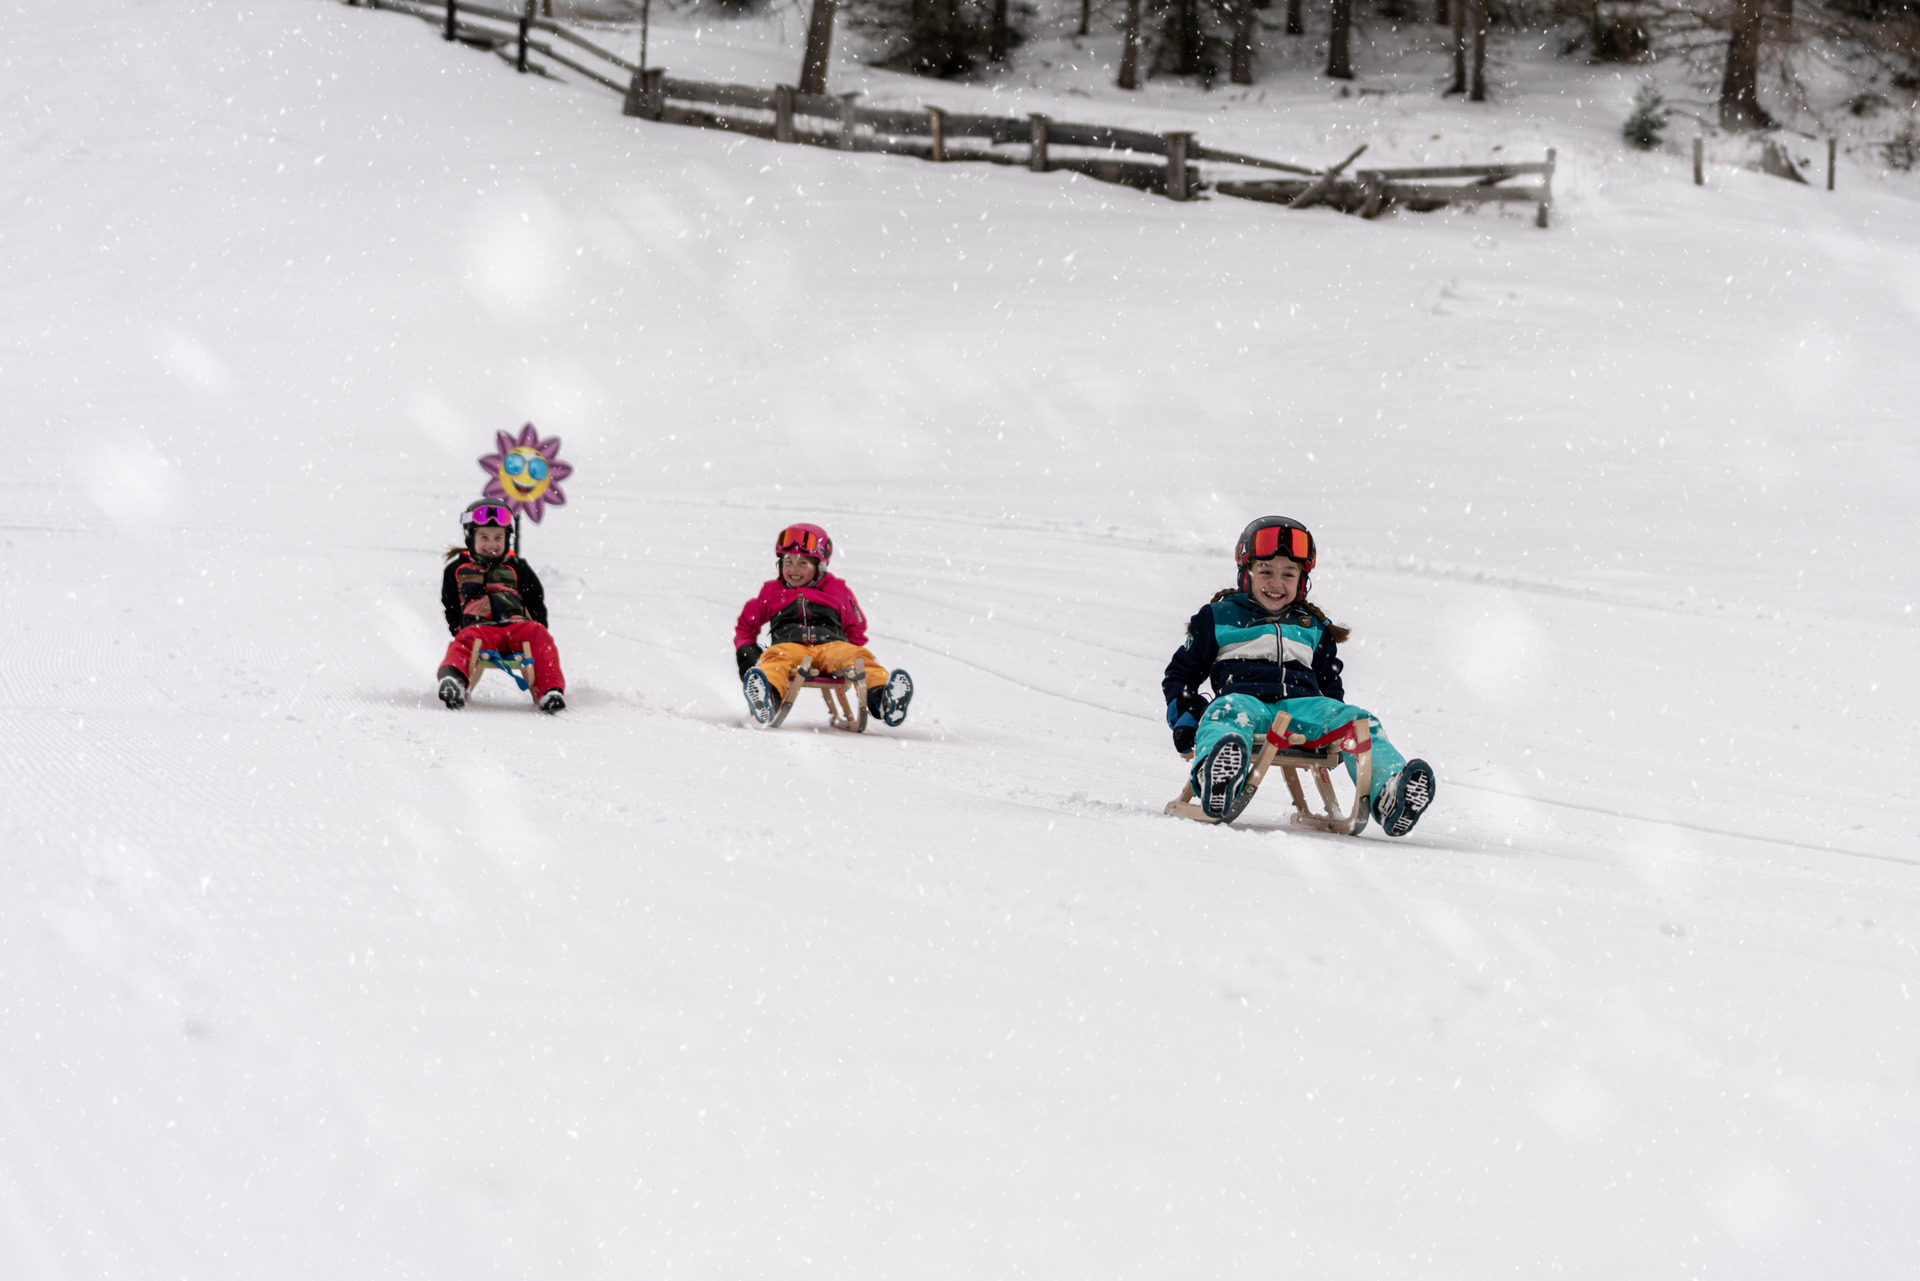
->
[[1269, 719, 1371, 754]]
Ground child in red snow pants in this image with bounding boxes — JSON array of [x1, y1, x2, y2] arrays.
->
[[441, 621, 566, 699]]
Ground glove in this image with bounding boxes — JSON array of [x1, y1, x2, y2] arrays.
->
[[1167, 692, 1207, 754], [735, 643, 765, 679]]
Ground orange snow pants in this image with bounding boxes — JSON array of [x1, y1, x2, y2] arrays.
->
[[757, 642, 888, 697]]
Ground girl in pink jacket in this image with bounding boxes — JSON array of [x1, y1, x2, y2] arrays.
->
[[733, 523, 914, 727]]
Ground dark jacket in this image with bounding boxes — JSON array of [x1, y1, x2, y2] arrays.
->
[[1161, 594, 1344, 705], [441, 552, 549, 635]]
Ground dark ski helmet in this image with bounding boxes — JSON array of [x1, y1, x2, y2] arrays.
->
[[461, 500, 515, 552], [774, 523, 832, 574], [1234, 516, 1317, 593]]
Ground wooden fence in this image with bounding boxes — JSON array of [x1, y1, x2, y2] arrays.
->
[[348, 0, 1555, 224], [1219, 155, 1557, 227]]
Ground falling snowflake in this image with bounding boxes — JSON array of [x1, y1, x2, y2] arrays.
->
[[477, 423, 573, 522]]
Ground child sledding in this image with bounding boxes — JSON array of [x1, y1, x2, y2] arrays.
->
[[733, 523, 913, 732], [436, 501, 568, 713], [1161, 517, 1435, 836]]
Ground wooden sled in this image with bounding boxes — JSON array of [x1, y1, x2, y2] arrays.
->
[[1165, 712, 1373, 835], [470, 639, 538, 705], [758, 661, 868, 733]]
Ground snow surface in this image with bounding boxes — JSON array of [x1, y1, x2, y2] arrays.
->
[[5, 0, 1919, 1276]]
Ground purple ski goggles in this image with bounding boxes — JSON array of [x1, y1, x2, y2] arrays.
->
[[463, 504, 516, 528]]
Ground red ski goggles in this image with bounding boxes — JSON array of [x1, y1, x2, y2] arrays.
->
[[1250, 524, 1313, 562], [463, 504, 516, 527], [776, 527, 824, 555]]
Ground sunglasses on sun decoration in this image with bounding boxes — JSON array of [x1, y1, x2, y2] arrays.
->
[[778, 527, 822, 553], [1251, 525, 1312, 561], [464, 505, 516, 527]]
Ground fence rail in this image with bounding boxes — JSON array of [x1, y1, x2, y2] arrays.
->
[[347, 0, 1552, 224]]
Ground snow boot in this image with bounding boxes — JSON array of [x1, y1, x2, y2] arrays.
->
[[869, 669, 914, 727], [1373, 759, 1435, 837], [1196, 734, 1250, 821], [742, 669, 779, 725], [437, 672, 467, 710], [539, 689, 566, 714]]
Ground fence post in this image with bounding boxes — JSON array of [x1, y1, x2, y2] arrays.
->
[[1029, 114, 1049, 172], [1536, 147, 1555, 228], [929, 107, 945, 162], [775, 86, 796, 143], [1357, 171, 1386, 218], [838, 93, 859, 150], [1165, 131, 1192, 200], [444, 0, 456, 40], [1693, 136, 1703, 186], [621, 68, 665, 121], [1827, 136, 1836, 190], [515, 0, 532, 72]]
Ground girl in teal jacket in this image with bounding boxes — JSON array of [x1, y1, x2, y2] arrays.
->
[[1162, 517, 1434, 834]]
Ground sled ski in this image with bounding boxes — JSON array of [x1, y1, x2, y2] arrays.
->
[[757, 661, 868, 733], [1165, 712, 1373, 835], [470, 639, 538, 704]]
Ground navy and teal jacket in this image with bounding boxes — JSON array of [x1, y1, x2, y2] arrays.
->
[[1161, 594, 1344, 705]]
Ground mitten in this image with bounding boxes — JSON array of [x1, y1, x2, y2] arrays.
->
[[1167, 692, 1207, 754], [735, 643, 765, 679]]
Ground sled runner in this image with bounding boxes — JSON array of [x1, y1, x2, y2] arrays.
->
[[1165, 712, 1373, 835], [760, 661, 868, 733], [470, 639, 538, 704]]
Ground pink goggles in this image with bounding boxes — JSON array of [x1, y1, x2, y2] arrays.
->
[[463, 505, 516, 528]]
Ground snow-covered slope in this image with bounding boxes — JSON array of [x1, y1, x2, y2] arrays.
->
[[3, 1, 1917, 1276]]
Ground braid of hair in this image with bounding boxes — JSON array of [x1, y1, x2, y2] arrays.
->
[[1296, 599, 1352, 645]]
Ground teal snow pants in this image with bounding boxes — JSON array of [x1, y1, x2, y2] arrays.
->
[[1190, 694, 1408, 807]]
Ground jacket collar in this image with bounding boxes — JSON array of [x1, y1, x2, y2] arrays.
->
[[1227, 592, 1303, 624]]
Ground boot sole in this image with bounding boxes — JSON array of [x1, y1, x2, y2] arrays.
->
[[1383, 761, 1435, 837], [882, 671, 913, 727], [1199, 738, 1246, 819]]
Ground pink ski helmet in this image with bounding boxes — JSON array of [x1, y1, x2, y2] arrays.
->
[[774, 522, 833, 571]]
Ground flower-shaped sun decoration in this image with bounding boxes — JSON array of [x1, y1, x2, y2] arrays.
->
[[478, 423, 573, 522]]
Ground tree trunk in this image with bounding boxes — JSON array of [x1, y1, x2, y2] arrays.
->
[[1469, 0, 1487, 100], [1448, 0, 1466, 93], [1079, 0, 1090, 35], [1720, 0, 1773, 128], [1179, 0, 1202, 74], [799, 0, 836, 94], [990, 0, 1009, 61], [1326, 0, 1353, 77], [1119, 0, 1141, 87], [1287, 0, 1303, 34], [1232, 0, 1257, 82]]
